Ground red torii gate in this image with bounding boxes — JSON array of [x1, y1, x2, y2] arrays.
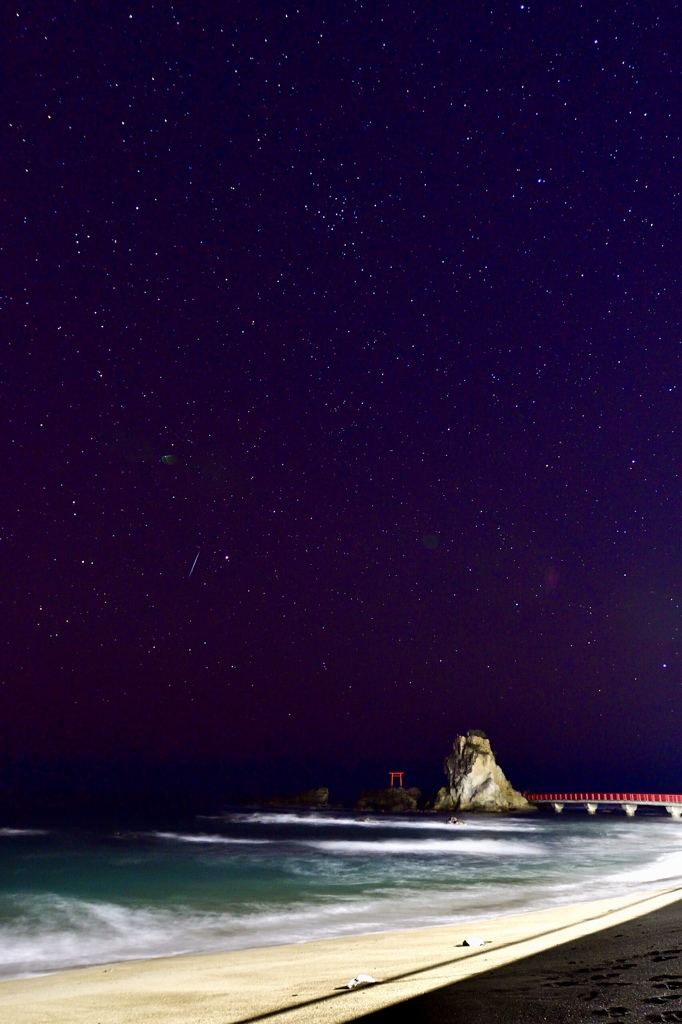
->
[[389, 771, 404, 788]]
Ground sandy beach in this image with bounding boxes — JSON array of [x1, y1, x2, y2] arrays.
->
[[358, 888, 682, 1023], [1, 886, 681, 1024]]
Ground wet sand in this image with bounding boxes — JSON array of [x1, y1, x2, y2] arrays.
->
[[0, 887, 680, 1024]]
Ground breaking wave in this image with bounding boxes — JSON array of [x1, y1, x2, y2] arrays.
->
[[0, 828, 49, 837], [225, 811, 540, 832], [3, 813, 682, 979], [150, 832, 271, 845], [304, 838, 544, 856]]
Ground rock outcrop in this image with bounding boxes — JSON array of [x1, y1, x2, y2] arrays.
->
[[355, 787, 423, 813], [269, 786, 329, 808], [434, 731, 530, 812]]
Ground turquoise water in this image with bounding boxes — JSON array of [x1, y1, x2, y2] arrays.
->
[[2, 810, 682, 978]]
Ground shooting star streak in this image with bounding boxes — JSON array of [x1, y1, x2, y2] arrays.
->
[[188, 549, 201, 577]]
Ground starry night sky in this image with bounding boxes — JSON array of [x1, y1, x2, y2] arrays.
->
[[3, 1, 682, 808]]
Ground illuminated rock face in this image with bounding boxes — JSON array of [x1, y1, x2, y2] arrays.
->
[[434, 732, 530, 812]]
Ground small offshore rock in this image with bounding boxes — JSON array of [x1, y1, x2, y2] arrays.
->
[[268, 786, 329, 808], [355, 787, 422, 813]]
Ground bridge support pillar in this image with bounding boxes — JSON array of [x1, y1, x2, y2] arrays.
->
[[666, 806, 682, 819], [585, 802, 599, 815], [621, 803, 637, 817], [552, 803, 564, 813]]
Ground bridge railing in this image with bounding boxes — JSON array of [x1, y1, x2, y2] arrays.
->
[[525, 793, 682, 804]]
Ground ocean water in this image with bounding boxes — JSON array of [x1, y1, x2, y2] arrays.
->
[[1, 809, 682, 980]]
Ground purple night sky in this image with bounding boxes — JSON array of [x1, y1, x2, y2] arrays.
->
[[2, 0, 681, 808]]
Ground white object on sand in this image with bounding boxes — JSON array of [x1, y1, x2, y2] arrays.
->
[[346, 974, 377, 989], [462, 936, 486, 947]]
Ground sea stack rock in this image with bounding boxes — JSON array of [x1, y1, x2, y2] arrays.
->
[[434, 731, 530, 812]]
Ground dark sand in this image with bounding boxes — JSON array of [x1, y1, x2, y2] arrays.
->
[[355, 898, 682, 1023]]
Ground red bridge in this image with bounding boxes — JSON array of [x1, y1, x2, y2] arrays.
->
[[525, 793, 682, 818]]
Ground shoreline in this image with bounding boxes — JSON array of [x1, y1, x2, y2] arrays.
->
[[1, 887, 682, 1023]]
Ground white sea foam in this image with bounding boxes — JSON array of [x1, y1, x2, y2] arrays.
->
[[0, 828, 48, 837], [0, 893, 449, 979], [3, 816, 682, 980], [150, 832, 271, 845], [606, 847, 682, 887], [0, 896, 232, 978], [4, 838, 680, 982], [226, 812, 540, 832], [303, 837, 544, 855], [0, 885, 559, 979]]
